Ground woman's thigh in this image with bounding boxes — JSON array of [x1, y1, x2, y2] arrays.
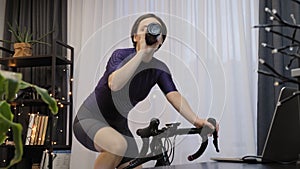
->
[[93, 126, 128, 155]]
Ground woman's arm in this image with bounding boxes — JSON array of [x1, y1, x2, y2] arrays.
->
[[108, 51, 144, 91], [166, 91, 215, 129], [108, 33, 161, 91]]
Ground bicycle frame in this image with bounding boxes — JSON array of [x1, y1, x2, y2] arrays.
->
[[123, 118, 219, 169]]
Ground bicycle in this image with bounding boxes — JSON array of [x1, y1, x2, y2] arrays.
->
[[123, 118, 220, 169]]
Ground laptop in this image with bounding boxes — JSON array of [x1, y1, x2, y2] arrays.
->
[[211, 87, 300, 164]]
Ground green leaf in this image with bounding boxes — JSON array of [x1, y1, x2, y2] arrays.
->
[[0, 73, 6, 99], [0, 110, 23, 169], [0, 70, 22, 101], [19, 81, 31, 90], [7, 22, 22, 43], [6, 123, 23, 169], [36, 30, 55, 42], [28, 40, 51, 46], [2, 22, 53, 46], [34, 86, 58, 114], [0, 101, 13, 144], [0, 39, 15, 44], [0, 101, 23, 168]]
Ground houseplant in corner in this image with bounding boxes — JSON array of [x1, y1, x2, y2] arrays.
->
[[0, 70, 58, 169], [0, 22, 54, 57]]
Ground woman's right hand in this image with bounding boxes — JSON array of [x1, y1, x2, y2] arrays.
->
[[137, 33, 162, 60]]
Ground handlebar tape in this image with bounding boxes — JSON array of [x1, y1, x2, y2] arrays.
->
[[188, 118, 219, 161], [188, 140, 208, 161]]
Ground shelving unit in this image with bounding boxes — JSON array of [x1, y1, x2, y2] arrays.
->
[[0, 40, 73, 169]]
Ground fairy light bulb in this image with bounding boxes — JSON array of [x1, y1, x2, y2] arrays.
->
[[272, 9, 277, 14], [261, 43, 267, 47], [274, 81, 280, 86], [277, 102, 282, 106], [285, 66, 289, 70], [272, 49, 278, 54], [265, 27, 271, 32], [265, 7, 271, 13], [259, 58, 265, 64]]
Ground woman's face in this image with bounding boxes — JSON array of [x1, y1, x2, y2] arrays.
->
[[134, 17, 162, 50]]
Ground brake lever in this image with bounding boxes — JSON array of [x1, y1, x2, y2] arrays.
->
[[136, 118, 160, 137], [188, 118, 219, 161]]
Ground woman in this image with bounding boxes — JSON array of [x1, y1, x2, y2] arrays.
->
[[73, 13, 216, 169]]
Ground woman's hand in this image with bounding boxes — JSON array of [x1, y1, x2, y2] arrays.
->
[[136, 33, 162, 61], [195, 118, 219, 133]]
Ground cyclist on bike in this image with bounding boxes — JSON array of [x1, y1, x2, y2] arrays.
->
[[73, 13, 217, 169]]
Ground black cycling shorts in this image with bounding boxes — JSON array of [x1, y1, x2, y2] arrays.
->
[[73, 92, 139, 165]]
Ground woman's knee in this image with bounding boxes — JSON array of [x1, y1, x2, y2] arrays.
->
[[93, 127, 128, 156]]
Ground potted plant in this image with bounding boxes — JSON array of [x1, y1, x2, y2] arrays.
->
[[0, 70, 58, 168], [0, 22, 54, 57]]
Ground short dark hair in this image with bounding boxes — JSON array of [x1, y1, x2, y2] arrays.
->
[[131, 13, 167, 48]]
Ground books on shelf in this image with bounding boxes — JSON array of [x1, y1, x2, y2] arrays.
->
[[25, 113, 49, 145], [40, 149, 71, 169]]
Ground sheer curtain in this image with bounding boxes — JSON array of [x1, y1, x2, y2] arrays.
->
[[68, 0, 259, 168]]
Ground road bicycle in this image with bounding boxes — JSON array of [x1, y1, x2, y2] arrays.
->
[[124, 118, 219, 169]]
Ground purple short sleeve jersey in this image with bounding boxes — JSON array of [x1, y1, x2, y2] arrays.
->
[[94, 48, 177, 127]]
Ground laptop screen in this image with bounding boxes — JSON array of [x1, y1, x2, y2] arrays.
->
[[262, 87, 300, 162]]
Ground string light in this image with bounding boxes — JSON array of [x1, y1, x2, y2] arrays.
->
[[274, 81, 282, 86], [265, 27, 271, 32], [272, 49, 278, 54], [261, 43, 267, 47], [265, 7, 271, 13]]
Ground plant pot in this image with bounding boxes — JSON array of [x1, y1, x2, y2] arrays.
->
[[13, 43, 32, 57]]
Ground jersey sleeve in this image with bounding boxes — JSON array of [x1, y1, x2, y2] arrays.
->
[[157, 68, 178, 95], [105, 49, 125, 75]]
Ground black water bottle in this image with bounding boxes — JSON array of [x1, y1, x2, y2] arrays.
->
[[145, 23, 162, 45]]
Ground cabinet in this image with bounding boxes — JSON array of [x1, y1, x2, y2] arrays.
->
[[0, 40, 73, 169]]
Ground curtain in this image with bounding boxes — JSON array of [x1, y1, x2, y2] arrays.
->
[[257, 0, 300, 155], [4, 0, 67, 55], [68, 0, 259, 168]]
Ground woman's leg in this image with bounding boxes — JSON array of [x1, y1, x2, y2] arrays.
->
[[93, 127, 128, 169]]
